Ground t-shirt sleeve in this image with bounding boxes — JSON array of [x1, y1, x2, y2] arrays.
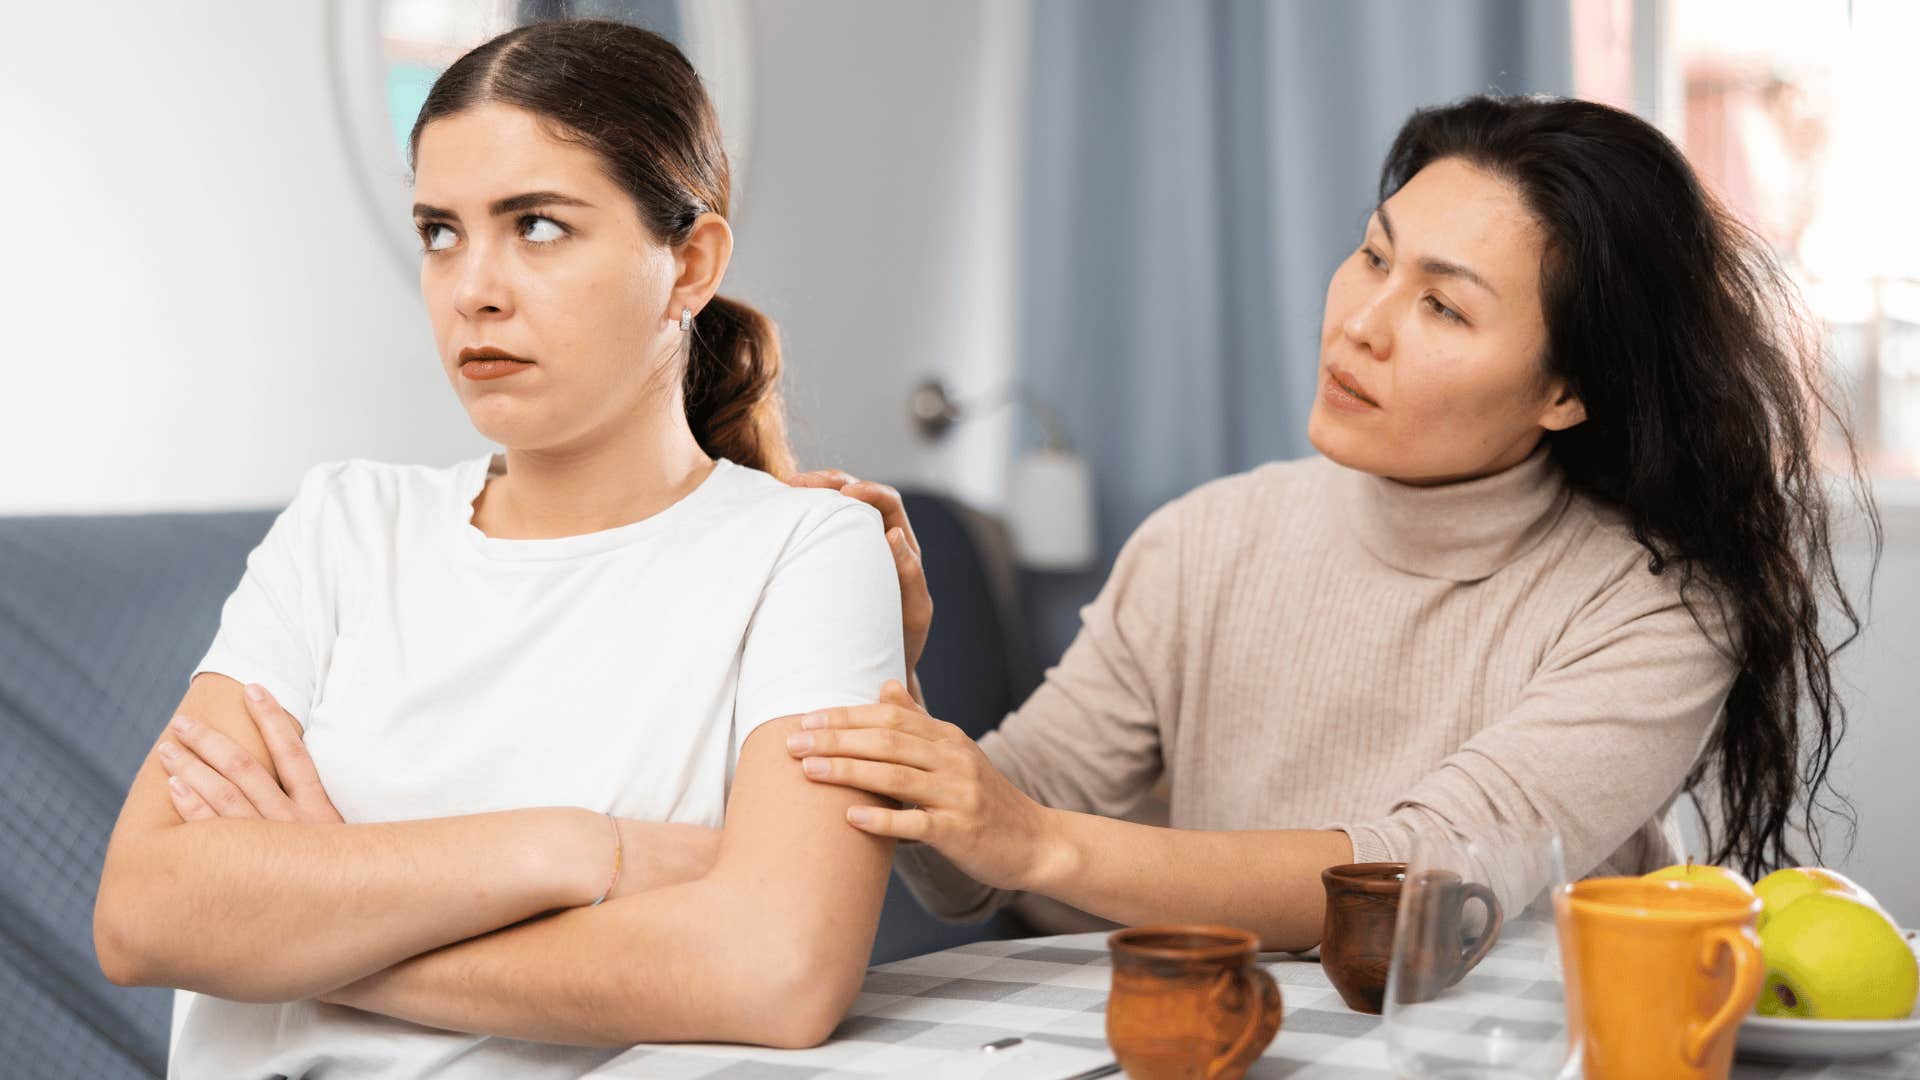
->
[[189, 461, 347, 727], [730, 499, 906, 759]]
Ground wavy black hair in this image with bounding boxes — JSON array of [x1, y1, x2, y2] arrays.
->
[[1380, 95, 1880, 878]]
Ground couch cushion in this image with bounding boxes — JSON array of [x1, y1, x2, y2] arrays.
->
[[0, 510, 278, 1077]]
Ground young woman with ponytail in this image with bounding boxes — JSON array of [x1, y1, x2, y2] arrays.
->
[[93, 20, 900, 1072]]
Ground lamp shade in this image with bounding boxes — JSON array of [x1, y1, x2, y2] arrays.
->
[[1007, 448, 1096, 570]]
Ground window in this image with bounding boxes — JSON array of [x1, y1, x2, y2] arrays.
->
[[1575, 0, 1920, 481]]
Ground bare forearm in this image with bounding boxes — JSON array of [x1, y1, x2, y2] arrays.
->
[[96, 807, 600, 1001], [1030, 811, 1355, 951], [329, 868, 870, 1049], [327, 719, 895, 1049]]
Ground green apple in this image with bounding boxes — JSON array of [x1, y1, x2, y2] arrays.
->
[[1753, 867, 1874, 932], [1756, 892, 1918, 1020], [1643, 861, 1755, 900]]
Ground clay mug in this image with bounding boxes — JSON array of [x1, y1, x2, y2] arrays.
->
[[1321, 861, 1502, 1013], [1105, 924, 1283, 1080]]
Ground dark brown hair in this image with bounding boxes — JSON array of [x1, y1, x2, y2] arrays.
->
[[407, 19, 795, 478], [1382, 96, 1880, 878]]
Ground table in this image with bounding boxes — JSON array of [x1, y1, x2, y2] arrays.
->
[[590, 931, 1920, 1078]]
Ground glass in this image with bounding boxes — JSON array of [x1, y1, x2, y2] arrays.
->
[[1383, 825, 1578, 1080]]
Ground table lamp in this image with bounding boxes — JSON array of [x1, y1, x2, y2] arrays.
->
[[909, 378, 1097, 571]]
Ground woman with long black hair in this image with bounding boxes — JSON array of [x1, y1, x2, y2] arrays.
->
[[791, 94, 1879, 947]]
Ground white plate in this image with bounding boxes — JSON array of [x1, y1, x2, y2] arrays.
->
[[1735, 927, 1920, 1062]]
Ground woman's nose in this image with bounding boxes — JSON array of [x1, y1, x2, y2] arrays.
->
[[1341, 286, 1393, 361], [451, 247, 514, 320]]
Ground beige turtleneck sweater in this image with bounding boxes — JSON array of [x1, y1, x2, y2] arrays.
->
[[897, 445, 1739, 921]]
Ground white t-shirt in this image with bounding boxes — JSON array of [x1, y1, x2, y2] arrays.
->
[[168, 452, 904, 1079]]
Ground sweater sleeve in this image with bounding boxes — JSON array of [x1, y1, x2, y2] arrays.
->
[[1323, 566, 1737, 911], [895, 497, 1186, 922]]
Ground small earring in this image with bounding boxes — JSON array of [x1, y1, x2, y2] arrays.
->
[[680, 307, 693, 332]]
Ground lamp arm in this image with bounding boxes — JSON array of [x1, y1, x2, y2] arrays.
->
[[909, 378, 1074, 452]]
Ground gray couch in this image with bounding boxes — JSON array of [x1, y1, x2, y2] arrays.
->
[[0, 489, 1031, 1076]]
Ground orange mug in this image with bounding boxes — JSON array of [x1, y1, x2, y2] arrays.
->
[[1560, 877, 1764, 1080]]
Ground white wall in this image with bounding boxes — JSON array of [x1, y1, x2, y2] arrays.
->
[[1, 3, 479, 514], [726, 0, 1028, 511], [1822, 518, 1920, 926], [0, 0, 1024, 516]]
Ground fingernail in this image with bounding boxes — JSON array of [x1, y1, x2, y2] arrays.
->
[[802, 712, 826, 730], [887, 528, 904, 548], [848, 807, 872, 826], [786, 732, 813, 754], [158, 742, 179, 759], [171, 715, 195, 733], [244, 683, 265, 702], [802, 757, 829, 777], [167, 777, 187, 796]]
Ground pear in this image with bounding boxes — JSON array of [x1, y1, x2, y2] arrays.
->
[[1756, 892, 1918, 1021]]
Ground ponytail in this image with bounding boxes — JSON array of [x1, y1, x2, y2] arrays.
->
[[684, 295, 795, 478]]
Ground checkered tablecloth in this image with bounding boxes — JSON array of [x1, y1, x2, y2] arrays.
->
[[587, 929, 1920, 1079]]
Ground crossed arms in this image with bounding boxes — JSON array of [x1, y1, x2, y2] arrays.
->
[[92, 671, 893, 1049]]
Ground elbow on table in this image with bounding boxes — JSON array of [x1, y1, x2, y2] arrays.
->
[[712, 938, 868, 1050]]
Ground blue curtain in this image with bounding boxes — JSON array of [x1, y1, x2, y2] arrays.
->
[[1014, 0, 1572, 658]]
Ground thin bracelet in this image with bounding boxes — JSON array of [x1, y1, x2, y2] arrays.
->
[[590, 811, 623, 907]]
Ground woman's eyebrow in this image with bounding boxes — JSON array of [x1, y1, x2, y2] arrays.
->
[[411, 191, 595, 222], [1418, 256, 1498, 298], [1374, 205, 1498, 298]]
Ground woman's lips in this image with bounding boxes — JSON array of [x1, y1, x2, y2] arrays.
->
[[1322, 368, 1380, 412], [461, 359, 533, 381]]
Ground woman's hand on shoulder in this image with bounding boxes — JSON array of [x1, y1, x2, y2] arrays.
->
[[788, 469, 930, 703], [785, 680, 1060, 893]]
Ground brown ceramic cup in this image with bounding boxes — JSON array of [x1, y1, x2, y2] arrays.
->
[[1320, 862, 1502, 1014], [1320, 862, 1408, 1013], [1106, 925, 1283, 1080]]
